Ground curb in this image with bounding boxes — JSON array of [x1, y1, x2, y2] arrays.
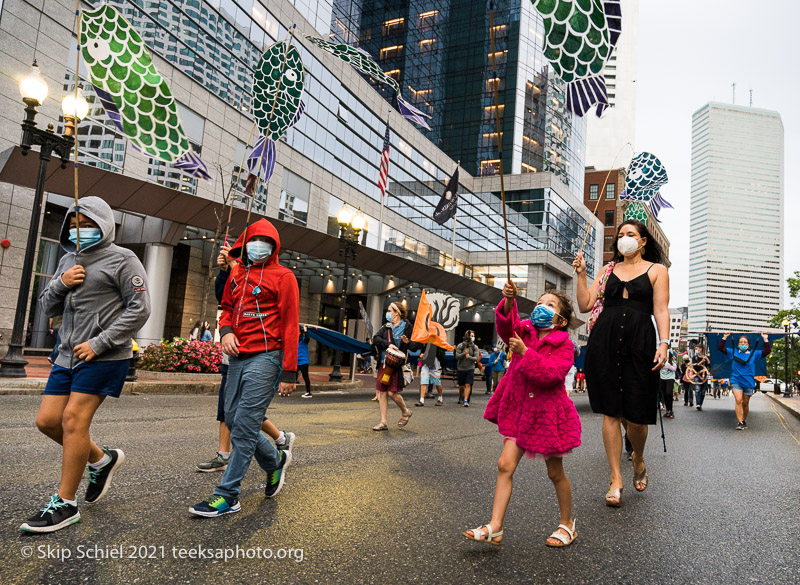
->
[[0, 379, 363, 396], [766, 393, 800, 422]]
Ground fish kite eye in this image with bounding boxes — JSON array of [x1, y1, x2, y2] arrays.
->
[[87, 37, 112, 63], [284, 69, 297, 82]]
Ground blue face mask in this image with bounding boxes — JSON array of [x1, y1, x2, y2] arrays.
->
[[385, 311, 393, 322], [532, 304, 561, 329], [246, 240, 273, 263], [738, 344, 749, 352], [68, 227, 102, 248]]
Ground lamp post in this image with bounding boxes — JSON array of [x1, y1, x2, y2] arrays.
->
[[0, 62, 88, 378], [782, 318, 792, 397], [328, 206, 365, 382]]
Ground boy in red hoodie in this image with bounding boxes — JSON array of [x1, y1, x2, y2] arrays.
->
[[190, 219, 299, 517]]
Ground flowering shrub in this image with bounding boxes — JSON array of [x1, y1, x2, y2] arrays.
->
[[137, 338, 223, 373]]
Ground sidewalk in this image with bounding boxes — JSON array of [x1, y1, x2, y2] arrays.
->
[[0, 357, 363, 395], [766, 392, 800, 421]]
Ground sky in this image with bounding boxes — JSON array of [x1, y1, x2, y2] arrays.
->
[[635, 1, 798, 308]]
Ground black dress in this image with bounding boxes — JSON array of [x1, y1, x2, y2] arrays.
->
[[585, 266, 660, 425]]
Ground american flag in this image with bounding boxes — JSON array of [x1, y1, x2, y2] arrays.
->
[[378, 120, 390, 199]]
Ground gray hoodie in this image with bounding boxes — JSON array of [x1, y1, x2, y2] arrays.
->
[[39, 197, 151, 367]]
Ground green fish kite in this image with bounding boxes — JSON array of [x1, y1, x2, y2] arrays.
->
[[80, 3, 210, 179], [245, 39, 307, 189], [530, 0, 622, 117]]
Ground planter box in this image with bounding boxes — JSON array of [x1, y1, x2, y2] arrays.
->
[[136, 370, 222, 381]]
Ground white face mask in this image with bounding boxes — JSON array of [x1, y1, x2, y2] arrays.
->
[[617, 235, 641, 256]]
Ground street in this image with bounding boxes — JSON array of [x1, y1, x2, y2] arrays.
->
[[1, 386, 798, 585]]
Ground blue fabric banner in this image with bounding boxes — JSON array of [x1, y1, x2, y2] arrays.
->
[[306, 327, 372, 355]]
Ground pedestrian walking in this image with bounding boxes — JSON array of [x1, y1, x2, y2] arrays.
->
[[416, 342, 445, 406], [298, 325, 312, 398], [574, 220, 670, 507], [190, 218, 299, 517], [195, 244, 294, 473], [693, 346, 711, 401], [680, 357, 694, 406], [575, 367, 586, 393], [21, 197, 151, 533], [456, 330, 480, 407], [371, 302, 413, 430], [462, 284, 580, 547], [717, 332, 771, 430], [659, 353, 676, 418], [484, 344, 507, 395], [688, 362, 709, 411]]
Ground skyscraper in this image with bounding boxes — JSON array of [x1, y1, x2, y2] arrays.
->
[[584, 0, 638, 170], [688, 102, 784, 333], [331, 0, 586, 193]]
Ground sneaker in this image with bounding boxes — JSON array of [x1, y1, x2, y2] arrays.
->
[[196, 453, 229, 472], [741, 420, 748, 430], [264, 450, 292, 498], [435, 399, 443, 406], [415, 401, 425, 407], [85, 447, 125, 504], [697, 406, 702, 411], [463, 401, 469, 407], [276, 431, 295, 453], [189, 495, 241, 517], [425, 392, 435, 399], [302, 392, 312, 398], [20, 495, 80, 533], [736, 422, 746, 431]]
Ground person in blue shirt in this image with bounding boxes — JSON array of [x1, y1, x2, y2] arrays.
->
[[484, 344, 507, 394], [717, 332, 771, 430], [298, 326, 311, 398]]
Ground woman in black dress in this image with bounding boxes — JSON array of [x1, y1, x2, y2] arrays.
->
[[573, 220, 670, 507]]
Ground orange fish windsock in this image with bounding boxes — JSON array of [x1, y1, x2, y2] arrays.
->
[[412, 290, 454, 350]]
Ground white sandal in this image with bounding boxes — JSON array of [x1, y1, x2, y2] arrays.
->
[[462, 524, 503, 546], [545, 519, 577, 547]]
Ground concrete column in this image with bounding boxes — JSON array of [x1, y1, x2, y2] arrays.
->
[[137, 243, 173, 347], [368, 294, 384, 339]]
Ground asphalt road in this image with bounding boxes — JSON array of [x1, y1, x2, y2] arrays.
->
[[1, 385, 799, 585]]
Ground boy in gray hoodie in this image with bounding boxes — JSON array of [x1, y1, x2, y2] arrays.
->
[[20, 197, 151, 533]]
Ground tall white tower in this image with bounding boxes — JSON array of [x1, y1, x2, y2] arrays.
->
[[688, 102, 784, 333], [584, 0, 639, 170]]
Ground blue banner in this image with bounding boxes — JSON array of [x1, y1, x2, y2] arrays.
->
[[702, 333, 784, 379], [306, 327, 372, 355]]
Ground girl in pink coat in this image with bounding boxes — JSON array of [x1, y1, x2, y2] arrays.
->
[[462, 284, 581, 548]]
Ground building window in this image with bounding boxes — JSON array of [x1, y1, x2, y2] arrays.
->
[[606, 183, 616, 199], [589, 184, 599, 200], [383, 18, 404, 37], [545, 280, 556, 292], [279, 169, 309, 227], [604, 209, 615, 227], [604, 235, 614, 253], [379, 45, 403, 60]]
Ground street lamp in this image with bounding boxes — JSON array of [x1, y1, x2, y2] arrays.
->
[[329, 206, 365, 382], [781, 318, 792, 397], [0, 62, 88, 378]]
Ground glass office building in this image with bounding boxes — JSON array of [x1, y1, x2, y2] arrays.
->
[[689, 102, 784, 332], [0, 0, 600, 351]]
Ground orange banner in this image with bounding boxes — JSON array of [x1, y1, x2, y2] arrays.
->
[[412, 290, 454, 350]]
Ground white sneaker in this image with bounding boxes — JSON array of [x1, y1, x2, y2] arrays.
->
[[302, 392, 312, 398]]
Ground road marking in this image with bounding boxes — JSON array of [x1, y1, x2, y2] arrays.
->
[[769, 401, 800, 446]]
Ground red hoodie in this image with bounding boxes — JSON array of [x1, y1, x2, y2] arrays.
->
[[218, 219, 299, 383]]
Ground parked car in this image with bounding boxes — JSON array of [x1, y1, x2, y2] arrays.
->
[[761, 379, 785, 393]]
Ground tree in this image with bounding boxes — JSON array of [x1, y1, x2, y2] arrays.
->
[[766, 271, 800, 383]]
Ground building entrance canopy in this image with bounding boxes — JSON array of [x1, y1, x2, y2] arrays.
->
[[0, 146, 537, 312]]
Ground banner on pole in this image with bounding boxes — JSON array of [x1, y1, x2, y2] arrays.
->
[[433, 168, 459, 225]]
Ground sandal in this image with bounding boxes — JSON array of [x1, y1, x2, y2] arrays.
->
[[605, 486, 623, 507], [633, 467, 648, 491], [372, 423, 388, 431], [398, 411, 413, 426], [462, 524, 503, 546], [545, 519, 577, 547]]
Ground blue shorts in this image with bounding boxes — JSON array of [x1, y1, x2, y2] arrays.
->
[[44, 360, 130, 398], [731, 383, 755, 396], [421, 372, 441, 386]]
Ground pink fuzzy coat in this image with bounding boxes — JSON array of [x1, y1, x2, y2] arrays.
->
[[484, 299, 582, 458]]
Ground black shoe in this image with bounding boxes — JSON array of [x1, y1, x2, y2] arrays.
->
[[20, 495, 80, 533], [415, 401, 424, 407], [624, 434, 633, 454], [85, 447, 125, 504], [736, 421, 745, 431], [264, 450, 292, 498], [697, 406, 702, 411], [741, 420, 748, 430]]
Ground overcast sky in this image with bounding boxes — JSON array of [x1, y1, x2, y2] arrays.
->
[[635, 1, 798, 308]]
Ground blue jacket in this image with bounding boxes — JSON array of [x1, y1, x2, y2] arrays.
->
[[488, 351, 506, 372], [298, 329, 310, 366]]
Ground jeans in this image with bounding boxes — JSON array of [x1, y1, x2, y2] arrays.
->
[[694, 384, 705, 407], [214, 351, 283, 499]]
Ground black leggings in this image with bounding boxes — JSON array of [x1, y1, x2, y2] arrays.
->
[[298, 364, 311, 394], [658, 378, 674, 412]]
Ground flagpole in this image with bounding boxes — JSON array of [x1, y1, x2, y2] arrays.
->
[[450, 212, 457, 273], [377, 114, 390, 252]]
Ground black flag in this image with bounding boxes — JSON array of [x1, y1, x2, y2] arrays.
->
[[433, 168, 459, 225]]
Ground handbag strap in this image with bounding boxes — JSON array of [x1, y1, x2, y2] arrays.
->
[[598, 262, 615, 299]]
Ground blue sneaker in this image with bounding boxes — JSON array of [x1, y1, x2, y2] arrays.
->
[[189, 495, 241, 517], [264, 450, 292, 498]]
